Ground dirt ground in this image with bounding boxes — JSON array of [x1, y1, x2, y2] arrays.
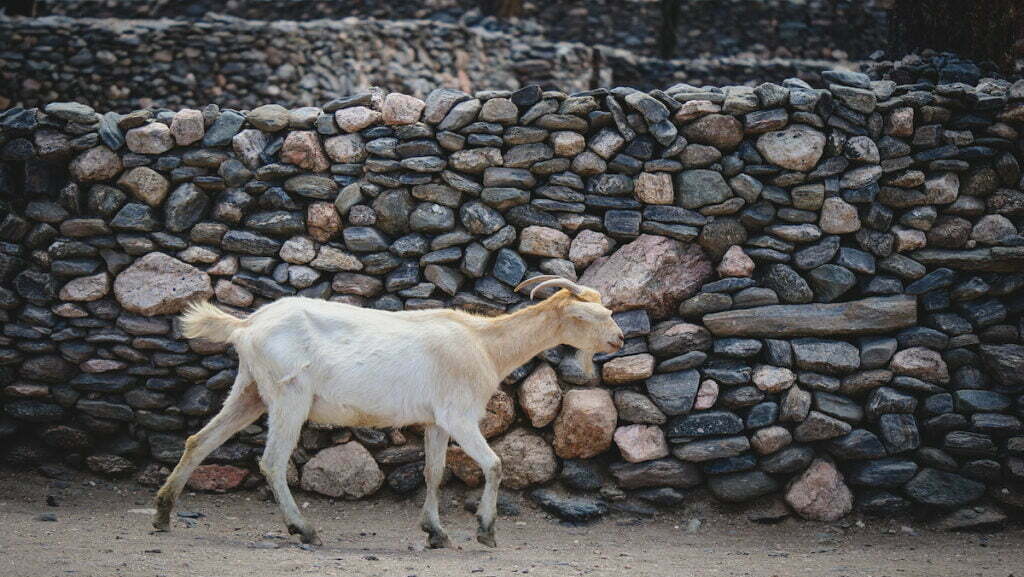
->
[[1, 469, 1022, 577]]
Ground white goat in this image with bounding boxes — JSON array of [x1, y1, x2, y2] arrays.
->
[[153, 275, 623, 548]]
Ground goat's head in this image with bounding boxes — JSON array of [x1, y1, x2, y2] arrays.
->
[[515, 275, 624, 378]]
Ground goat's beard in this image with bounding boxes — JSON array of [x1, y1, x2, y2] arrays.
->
[[576, 348, 596, 380]]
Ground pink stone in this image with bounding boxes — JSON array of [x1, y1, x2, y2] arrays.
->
[[480, 389, 514, 439], [307, 201, 341, 242], [381, 93, 425, 125], [517, 363, 562, 428], [578, 234, 712, 319], [613, 424, 669, 463], [694, 379, 719, 410], [716, 245, 754, 277], [569, 229, 612, 269], [785, 459, 853, 521], [187, 464, 249, 492], [280, 130, 329, 172], [890, 346, 949, 384]]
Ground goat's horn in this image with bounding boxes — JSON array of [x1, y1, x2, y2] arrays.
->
[[529, 278, 584, 300], [514, 275, 563, 293]]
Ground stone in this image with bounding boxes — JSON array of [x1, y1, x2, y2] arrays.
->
[[763, 264, 813, 304], [676, 169, 732, 209], [381, 93, 425, 125], [335, 106, 381, 132], [751, 426, 792, 455], [529, 488, 608, 523], [645, 370, 700, 416], [518, 226, 569, 258], [118, 167, 168, 207], [492, 429, 557, 489], [247, 104, 289, 131], [70, 146, 122, 182], [785, 459, 853, 521], [755, 124, 826, 172], [553, 389, 617, 459], [518, 363, 562, 428], [978, 344, 1024, 389], [682, 114, 743, 150], [59, 272, 109, 302], [614, 390, 667, 425], [602, 354, 654, 385], [793, 411, 853, 442], [793, 339, 860, 375], [634, 172, 673, 205], [753, 365, 795, 392], [164, 183, 208, 232], [703, 296, 917, 338], [301, 442, 384, 499], [614, 424, 669, 463], [708, 471, 779, 503], [673, 435, 748, 462], [187, 464, 248, 492], [125, 123, 174, 154], [665, 410, 743, 438], [694, 379, 718, 410], [579, 234, 711, 319], [717, 246, 754, 277], [280, 131, 328, 172], [890, 347, 949, 384], [819, 197, 861, 234], [170, 109, 204, 145], [86, 454, 136, 477], [933, 506, 1008, 531], [569, 229, 612, 269], [113, 252, 213, 316], [480, 390, 515, 439], [904, 469, 985, 508]]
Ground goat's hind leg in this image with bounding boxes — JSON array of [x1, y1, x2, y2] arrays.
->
[[419, 424, 452, 549], [446, 420, 502, 548], [262, 392, 319, 545], [154, 370, 264, 532]]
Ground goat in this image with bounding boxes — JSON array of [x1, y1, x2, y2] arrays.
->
[[152, 275, 624, 548]]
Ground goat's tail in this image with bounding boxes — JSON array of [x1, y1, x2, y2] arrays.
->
[[180, 300, 248, 343]]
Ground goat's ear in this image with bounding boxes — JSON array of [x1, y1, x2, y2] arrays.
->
[[563, 302, 591, 321]]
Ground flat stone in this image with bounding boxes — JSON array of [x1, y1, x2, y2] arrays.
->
[[113, 253, 213, 316], [579, 234, 711, 319], [703, 296, 917, 338]]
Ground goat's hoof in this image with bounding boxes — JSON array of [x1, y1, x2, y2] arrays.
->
[[476, 528, 497, 548], [152, 510, 171, 532], [426, 531, 452, 549], [289, 524, 321, 546]]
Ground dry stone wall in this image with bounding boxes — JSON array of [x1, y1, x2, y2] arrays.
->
[[35, 0, 892, 62], [0, 14, 879, 114], [2, 72, 1024, 524]]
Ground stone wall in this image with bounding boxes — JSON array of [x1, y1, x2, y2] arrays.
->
[[1, 14, 875, 114], [35, 0, 892, 61], [2, 73, 1024, 524]]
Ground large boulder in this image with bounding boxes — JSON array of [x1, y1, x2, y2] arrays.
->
[[301, 442, 384, 499], [785, 459, 853, 521], [553, 389, 617, 459], [113, 252, 213, 316], [579, 234, 712, 319]]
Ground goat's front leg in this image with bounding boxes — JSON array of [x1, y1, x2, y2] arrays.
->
[[419, 424, 452, 549], [262, 395, 320, 545], [154, 373, 264, 532], [447, 421, 502, 548]]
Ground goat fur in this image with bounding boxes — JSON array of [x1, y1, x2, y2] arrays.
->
[[153, 287, 623, 548]]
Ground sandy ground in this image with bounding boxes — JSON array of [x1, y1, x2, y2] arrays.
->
[[1, 469, 1022, 577]]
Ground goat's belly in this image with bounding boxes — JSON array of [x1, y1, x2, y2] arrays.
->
[[307, 397, 429, 428]]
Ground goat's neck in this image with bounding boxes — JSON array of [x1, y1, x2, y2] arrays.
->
[[478, 299, 566, 379]]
